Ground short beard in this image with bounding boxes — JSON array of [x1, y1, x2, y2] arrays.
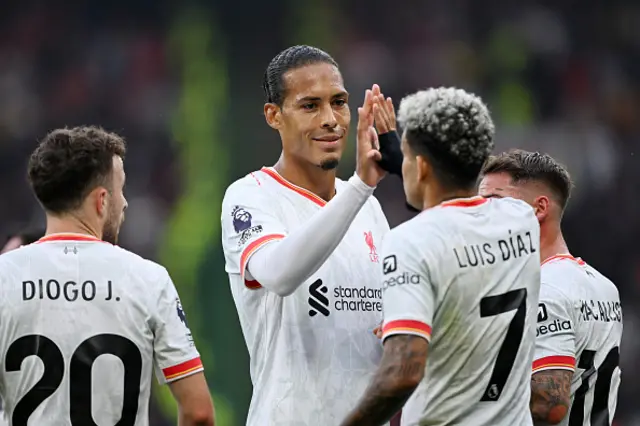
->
[[102, 210, 120, 245], [319, 158, 339, 171]]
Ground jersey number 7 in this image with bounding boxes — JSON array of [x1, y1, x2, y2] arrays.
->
[[479, 288, 528, 401]]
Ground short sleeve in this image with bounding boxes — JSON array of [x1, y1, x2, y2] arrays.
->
[[532, 284, 577, 373], [152, 274, 204, 384], [221, 178, 289, 281], [381, 227, 436, 343]]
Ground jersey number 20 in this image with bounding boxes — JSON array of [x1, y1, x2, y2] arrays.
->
[[5, 333, 142, 425], [479, 288, 527, 401]]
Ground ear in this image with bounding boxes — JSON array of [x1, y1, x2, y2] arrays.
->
[[94, 187, 109, 218], [416, 155, 432, 183], [532, 195, 550, 222], [264, 103, 282, 130]]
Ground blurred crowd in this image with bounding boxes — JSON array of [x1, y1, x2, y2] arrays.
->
[[0, 1, 638, 424]]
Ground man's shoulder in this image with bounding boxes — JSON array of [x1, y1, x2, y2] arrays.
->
[[224, 170, 273, 199], [109, 245, 169, 281]]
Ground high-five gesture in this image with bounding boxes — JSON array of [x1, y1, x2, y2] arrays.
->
[[356, 88, 387, 187], [371, 84, 397, 134]]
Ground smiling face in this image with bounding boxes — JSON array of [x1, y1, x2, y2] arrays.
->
[[264, 62, 350, 170]]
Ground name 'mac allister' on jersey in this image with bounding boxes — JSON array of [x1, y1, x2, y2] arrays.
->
[[0, 234, 203, 426], [380, 196, 541, 426], [533, 255, 623, 426], [221, 167, 390, 426]]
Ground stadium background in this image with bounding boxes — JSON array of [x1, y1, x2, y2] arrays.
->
[[0, 0, 638, 424]]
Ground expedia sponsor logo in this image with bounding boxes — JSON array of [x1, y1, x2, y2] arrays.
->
[[537, 303, 548, 322], [537, 319, 572, 337], [382, 272, 420, 290]]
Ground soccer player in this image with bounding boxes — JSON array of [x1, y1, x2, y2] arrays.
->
[[221, 45, 390, 425], [0, 127, 215, 425], [479, 150, 623, 426], [341, 87, 542, 426], [0, 228, 43, 425], [1, 229, 44, 254]]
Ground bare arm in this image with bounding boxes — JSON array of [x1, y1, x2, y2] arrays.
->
[[530, 369, 573, 425], [341, 335, 428, 426], [169, 372, 215, 426]]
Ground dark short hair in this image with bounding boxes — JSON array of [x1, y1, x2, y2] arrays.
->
[[481, 149, 573, 210], [263, 45, 338, 106], [27, 126, 126, 214]]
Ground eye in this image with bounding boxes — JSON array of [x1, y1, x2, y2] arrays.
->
[[333, 99, 347, 107], [302, 103, 316, 110]]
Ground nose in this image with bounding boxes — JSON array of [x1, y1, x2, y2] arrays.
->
[[319, 104, 337, 129]]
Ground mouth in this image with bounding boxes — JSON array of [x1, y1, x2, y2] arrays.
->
[[313, 134, 343, 146]]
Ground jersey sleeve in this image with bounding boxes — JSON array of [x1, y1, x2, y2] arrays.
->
[[152, 273, 204, 384], [532, 283, 577, 374], [380, 226, 438, 343], [221, 178, 288, 282]]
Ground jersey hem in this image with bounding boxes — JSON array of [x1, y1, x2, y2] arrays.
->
[[239, 233, 286, 287], [382, 319, 432, 342], [532, 355, 576, 373], [162, 356, 204, 382]]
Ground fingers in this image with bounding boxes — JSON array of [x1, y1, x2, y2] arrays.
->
[[361, 89, 374, 117], [367, 149, 382, 161], [372, 84, 382, 99], [387, 96, 396, 121], [369, 126, 380, 150]]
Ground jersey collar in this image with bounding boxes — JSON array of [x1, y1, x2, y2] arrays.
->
[[261, 167, 328, 207], [541, 254, 586, 266], [439, 196, 488, 208], [37, 233, 107, 244]]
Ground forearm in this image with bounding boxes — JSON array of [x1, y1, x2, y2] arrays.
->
[[247, 174, 374, 296], [530, 370, 573, 425], [341, 377, 413, 426], [341, 335, 427, 426]]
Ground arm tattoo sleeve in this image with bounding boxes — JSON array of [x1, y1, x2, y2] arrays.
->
[[530, 369, 573, 425], [341, 335, 428, 426]]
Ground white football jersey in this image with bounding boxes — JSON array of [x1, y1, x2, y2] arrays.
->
[[221, 167, 390, 426], [381, 196, 541, 426], [0, 234, 203, 426], [533, 255, 622, 426]]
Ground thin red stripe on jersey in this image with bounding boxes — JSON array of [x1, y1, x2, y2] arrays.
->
[[37, 233, 107, 243], [541, 254, 586, 266], [532, 355, 576, 371], [440, 196, 488, 208], [163, 357, 204, 380], [261, 167, 327, 207], [382, 319, 432, 338], [239, 234, 285, 289]]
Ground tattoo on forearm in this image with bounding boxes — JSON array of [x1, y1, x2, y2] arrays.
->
[[530, 369, 573, 425], [342, 335, 428, 426]]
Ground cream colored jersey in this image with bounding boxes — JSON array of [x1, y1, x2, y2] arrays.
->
[[0, 234, 203, 425], [221, 167, 390, 426], [533, 255, 622, 426], [381, 197, 541, 426]]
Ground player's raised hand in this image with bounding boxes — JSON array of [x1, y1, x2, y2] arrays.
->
[[372, 90, 396, 135], [356, 88, 386, 187]]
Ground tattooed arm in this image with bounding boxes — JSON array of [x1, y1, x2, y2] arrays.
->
[[530, 369, 573, 425], [340, 335, 428, 426]]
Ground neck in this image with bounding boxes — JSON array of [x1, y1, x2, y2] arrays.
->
[[45, 212, 102, 240], [273, 154, 337, 201], [422, 185, 477, 210], [539, 220, 569, 263]]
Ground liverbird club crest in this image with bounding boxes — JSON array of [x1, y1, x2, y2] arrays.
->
[[364, 231, 379, 263]]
